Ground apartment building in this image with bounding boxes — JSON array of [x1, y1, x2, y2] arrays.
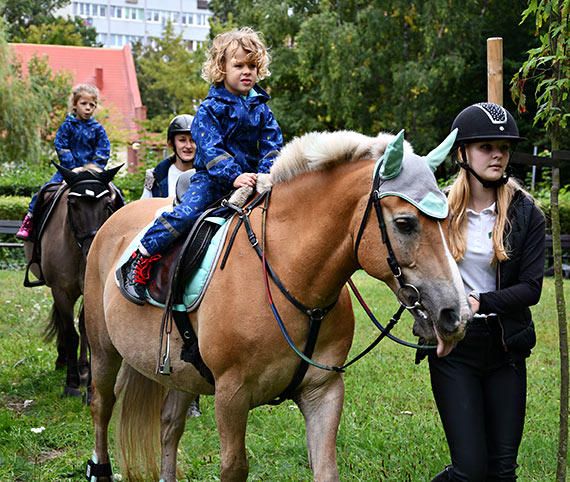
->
[[56, 0, 212, 49]]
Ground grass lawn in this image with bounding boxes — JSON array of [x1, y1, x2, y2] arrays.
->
[[0, 268, 567, 481]]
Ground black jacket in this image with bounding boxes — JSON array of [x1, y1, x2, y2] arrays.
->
[[478, 189, 545, 358]]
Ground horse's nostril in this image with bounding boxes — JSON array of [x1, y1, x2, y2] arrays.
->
[[439, 308, 459, 334]]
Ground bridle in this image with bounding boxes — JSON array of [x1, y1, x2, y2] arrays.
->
[[354, 160, 425, 313], [66, 179, 116, 252], [220, 159, 436, 404]]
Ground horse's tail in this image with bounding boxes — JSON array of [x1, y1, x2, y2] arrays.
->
[[43, 303, 65, 346], [115, 363, 167, 481]]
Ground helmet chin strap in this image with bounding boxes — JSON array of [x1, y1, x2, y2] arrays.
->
[[459, 143, 511, 189]]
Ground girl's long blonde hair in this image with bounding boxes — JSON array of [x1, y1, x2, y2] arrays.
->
[[448, 168, 521, 265], [201, 27, 271, 86]]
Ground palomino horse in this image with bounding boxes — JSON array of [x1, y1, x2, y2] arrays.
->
[[23, 163, 123, 397], [84, 130, 471, 481]]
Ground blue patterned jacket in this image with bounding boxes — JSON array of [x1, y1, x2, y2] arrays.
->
[[191, 84, 283, 189], [53, 115, 111, 174]]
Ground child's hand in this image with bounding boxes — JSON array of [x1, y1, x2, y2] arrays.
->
[[233, 173, 257, 188]]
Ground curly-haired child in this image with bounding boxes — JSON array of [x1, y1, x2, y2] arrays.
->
[[117, 27, 283, 305]]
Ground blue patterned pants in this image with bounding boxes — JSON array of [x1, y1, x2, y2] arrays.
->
[[141, 173, 227, 255]]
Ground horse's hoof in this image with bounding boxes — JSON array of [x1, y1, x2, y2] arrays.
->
[[61, 386, 82, 398]]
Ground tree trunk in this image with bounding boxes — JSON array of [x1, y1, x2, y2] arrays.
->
[[552, 156, 569, 482]]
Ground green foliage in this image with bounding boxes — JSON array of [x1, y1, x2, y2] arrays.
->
[[0, 196, 29, 219], [0, 22, 72, 165], [205, 0, 540, 181], [0, 159, 58, 197], [13, 16, 99, 46], [132, 22, 209, 123], [512, 0, 570, 144], [0, 270, 566, 480], [534, 187, 570, 234]]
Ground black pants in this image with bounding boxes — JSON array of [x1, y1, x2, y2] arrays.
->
[[428, 321, 527, 482]]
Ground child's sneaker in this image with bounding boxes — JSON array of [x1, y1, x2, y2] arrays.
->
[[116, 249, 162, 305], [16, 214, 33, 240]]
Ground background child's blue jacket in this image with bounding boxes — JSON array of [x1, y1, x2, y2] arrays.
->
[[191, 84, 283, 189], [53, 114, 110, 180]]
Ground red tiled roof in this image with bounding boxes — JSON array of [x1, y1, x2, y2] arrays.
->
[[9, 43, 146, 136]]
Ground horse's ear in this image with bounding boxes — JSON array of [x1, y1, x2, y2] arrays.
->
[[379, 129, 405, 180], [52, 160, 77, 185], [98, 164, 124, 185], [424, 129, 458, 172]]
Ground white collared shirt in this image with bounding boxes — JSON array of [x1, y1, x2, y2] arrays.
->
[[458, 203, 497, 297]]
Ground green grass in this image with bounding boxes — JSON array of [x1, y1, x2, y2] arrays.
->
[[0, 269, 567, 481]]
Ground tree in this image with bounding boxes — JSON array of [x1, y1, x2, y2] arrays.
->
[[207, 0, 538, 169], [511, 2, 570, 480], [0, 0, 98, 46], [0, 20, 72, 164], [14, 16, 98, 46], [132, 22, 208, 130]]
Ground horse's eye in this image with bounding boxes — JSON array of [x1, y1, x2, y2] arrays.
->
[[394, 217, 416, 235]]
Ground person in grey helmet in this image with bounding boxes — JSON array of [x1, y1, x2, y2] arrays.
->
[[139, 114, 202, 418], [421, 102, 545, 481], [141, 114, 196, 199]]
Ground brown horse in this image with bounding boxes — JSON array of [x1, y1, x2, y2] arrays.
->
[[23, 163, 123, 397], [84, 130, 471, 481]]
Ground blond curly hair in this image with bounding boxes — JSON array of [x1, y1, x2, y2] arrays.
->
[[69, 83, 100, 114], [201, 27, 271, 86]]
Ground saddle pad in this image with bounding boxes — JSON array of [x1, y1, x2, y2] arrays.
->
[[115, 215, 231, 312]]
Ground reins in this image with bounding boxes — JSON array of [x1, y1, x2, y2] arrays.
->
[[221, 167, 436, 385]]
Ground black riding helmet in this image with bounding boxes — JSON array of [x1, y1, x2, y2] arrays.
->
[[451, 102, 524, 188], [167, 114, 194, 162]]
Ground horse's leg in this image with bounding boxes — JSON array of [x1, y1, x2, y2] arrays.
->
[[78, 306, 90, 385], [159, 389, 194, 482], [89, 345, 123, 482], [50, 290, 82, 397], [295, 374, 345, 482], [215, 379, 250, 482], [55, 337, 66, 370]]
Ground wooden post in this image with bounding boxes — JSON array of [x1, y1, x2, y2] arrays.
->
[[487, 37, 503, 105]]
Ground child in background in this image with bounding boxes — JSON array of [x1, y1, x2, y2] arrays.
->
[[17, 83, 111, 240], [117, 27, 283, 305]]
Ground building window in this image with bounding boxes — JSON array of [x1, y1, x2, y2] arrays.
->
[[99, 5, 106, 17], [197, 0, 208, 9]]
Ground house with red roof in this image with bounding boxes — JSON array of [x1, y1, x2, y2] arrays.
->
[[9, 43, 146, 170]]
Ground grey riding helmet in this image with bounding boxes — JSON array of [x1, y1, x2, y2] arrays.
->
[[167, 114, 194, 144]]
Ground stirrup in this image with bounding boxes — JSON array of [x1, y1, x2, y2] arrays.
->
[[85, 458, 113, 480]]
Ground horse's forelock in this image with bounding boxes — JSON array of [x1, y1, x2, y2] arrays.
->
[[270, 130, 411, 184]]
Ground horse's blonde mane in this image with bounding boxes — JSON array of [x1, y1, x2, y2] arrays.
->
[[270, 130, 414, 184]]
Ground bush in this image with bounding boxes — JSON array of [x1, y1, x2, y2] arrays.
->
[[0, 159, 55, 196], [0, 196, 29, 220], [533, 187, 570, 235]]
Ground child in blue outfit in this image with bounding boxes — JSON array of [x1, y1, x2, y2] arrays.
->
[[117, 27, 283, 305], [17, 83, 111, 239]]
